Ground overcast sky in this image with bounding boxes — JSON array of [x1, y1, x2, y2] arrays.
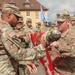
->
[[37, 0, 75, 21]]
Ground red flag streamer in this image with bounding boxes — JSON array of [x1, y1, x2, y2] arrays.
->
[[30, 32, 54, 75], [30, 32, 37, 46], [39, 48, 54, 75]]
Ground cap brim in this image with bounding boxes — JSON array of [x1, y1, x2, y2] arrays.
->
[[57, 19, 66, 22], [14, 13, 22, 18], [18, 21, 23, 23]]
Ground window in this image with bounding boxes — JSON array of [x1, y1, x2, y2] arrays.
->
[[23, 0, 30, 8], [9, 0, 16, 6], [24, 3, 30, 8], [26, 12, 30, 18], [35, 12, 39, 19]]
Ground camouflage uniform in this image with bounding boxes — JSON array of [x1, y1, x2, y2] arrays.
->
[[51, 10, 75, 75], [0, 4, 46, 75], [53, 29, 75, 75]]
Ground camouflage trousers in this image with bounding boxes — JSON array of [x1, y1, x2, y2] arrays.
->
[[0, 55, 16, 75]]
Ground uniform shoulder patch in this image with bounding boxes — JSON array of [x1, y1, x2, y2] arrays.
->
[[8, 32, 16, 38]]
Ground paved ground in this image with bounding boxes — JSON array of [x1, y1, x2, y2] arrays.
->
[[30, 60, 46, 75]]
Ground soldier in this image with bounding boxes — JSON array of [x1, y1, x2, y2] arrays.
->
[[50, 10, 75, 75], [14, 17, 35, 75], [50, 22, 56, 28], [36, 22, 41, 32], [0, 4, 47, 75], [24, 18, 37, 33], [42, 21, 51, 32], [15, 17, 24, 30]]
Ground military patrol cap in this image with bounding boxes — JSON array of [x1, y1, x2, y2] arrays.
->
[[51, 22, 55, 25], [62, 10, 70, 19], [26, 18, 32, 22], [37, 22, 41, 25], [2, 4, 22, 18], [18, 17, 23, 23], [57, 14, 65, 22], [57, 10, 70, 22]]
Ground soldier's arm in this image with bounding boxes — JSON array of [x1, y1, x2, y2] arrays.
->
[[1, 32, 46, 61], [50, 38, 71, 57], [55, 39, 71, 56]]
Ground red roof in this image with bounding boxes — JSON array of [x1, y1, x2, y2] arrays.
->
[[0, 0, 48, 11]]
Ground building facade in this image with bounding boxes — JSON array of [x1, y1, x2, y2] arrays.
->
[[0, 0, 48, 27]]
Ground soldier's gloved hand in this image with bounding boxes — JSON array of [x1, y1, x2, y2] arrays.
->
[[26, 61, 37, 73]]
